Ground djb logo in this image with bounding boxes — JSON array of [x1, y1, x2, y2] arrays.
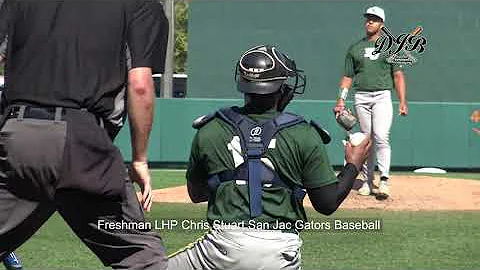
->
[[373, 26, 427, 65]]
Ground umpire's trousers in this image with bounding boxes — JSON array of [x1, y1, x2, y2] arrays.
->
[[0, 105, 167, 269]]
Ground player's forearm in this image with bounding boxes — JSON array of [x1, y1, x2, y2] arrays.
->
[[307, 163, 359, 215], [334, 163, 359, 206], [394, 71, 407, 104], [337, 76, 353, 101], [339, 76, 353, 90], [127, 68, 155, 162]]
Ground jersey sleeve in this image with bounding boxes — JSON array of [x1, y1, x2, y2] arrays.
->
[[127, 1, 168, 73], [343, 47, 355, 78], [186, 132, 208, 185], [301, 129, 338, 189]]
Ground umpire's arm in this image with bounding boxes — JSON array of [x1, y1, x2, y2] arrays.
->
[[126, 0, 168, 211]]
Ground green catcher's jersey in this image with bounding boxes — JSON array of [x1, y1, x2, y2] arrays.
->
[[187, 106, 338, 224], [344, 37, 402, 91]]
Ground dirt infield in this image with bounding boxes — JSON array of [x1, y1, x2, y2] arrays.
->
[[151, 175, 480, 211]]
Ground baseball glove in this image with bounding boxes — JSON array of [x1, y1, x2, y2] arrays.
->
[[336, 108, 357, 131]]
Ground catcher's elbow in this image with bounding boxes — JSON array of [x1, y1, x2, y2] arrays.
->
[[189, 195, 208, 203], [313, 204, 337, 216], [326, 209, 337, 216], [188, 189, 209, 203], [318, 208, 336, 216]]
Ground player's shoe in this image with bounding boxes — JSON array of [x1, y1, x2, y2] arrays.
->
[[377, 180, 390, 200], [3, 252, 23, 270], [358, 182, 371, 196]]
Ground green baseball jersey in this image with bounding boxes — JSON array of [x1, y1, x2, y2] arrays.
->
[[344, 37, 402, 91], [187, 106, 338, 225]]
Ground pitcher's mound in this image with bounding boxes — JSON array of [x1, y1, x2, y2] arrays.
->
[[151, 175, 480, 211]]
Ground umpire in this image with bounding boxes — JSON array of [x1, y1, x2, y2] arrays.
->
[[0, 0, 168, 269], [168, 45, 371, 270]]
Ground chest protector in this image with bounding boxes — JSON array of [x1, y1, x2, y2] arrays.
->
[[196, 107, 311, 218]]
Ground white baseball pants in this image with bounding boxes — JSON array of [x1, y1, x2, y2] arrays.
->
[[354, 90, 393, 184], [168, 226, 302, 270]]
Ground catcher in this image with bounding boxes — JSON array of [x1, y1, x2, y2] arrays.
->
[[167, 45, 371, 270]]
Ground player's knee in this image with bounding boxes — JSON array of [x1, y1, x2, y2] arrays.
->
[[373, 133, 390, 145]]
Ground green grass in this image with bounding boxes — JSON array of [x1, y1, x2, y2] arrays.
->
[[16, 203, 480, 269], [14, 169, 480, 269], [150, 169, 186, 189]]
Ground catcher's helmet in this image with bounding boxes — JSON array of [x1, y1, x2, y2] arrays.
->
[[235, 45, 306, 95]]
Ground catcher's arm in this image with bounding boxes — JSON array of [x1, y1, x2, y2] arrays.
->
[[308, 138, 371, 215], [186, 133, 209, 203]]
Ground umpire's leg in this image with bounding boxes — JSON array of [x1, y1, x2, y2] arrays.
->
[[0, 114, 59, 260], [0, 187, 55, 260], [55, 179, 167, 269], [55, 109, 167, 269]]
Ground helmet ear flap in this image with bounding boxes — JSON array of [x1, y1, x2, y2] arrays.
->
[[277, 84, 294, 112]]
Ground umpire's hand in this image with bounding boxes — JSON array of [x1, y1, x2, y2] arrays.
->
[[129, 161, 153, 212]]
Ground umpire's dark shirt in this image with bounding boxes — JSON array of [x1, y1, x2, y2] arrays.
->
[[1, 0, 167, 119]]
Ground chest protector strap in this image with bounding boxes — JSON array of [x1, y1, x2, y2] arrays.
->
[[211, 107, 306, 218]]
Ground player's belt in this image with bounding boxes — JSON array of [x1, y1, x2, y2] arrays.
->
[[5, 105, 103, 127], [356, 89, 391, 92], [7, 105, 66, 121]]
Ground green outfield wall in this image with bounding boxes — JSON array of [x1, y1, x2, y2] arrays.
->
[[187, 0, 480, 102], [114, 99, 480, 169], [115, 1, 480, 169]]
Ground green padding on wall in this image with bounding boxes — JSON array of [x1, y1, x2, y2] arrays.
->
[[114, 99, 480, 169]]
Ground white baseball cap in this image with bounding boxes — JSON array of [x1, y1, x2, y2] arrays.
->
[[364, 6, 385, 22]]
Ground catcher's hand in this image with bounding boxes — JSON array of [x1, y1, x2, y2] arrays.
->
[[336, 108, 357, 131]]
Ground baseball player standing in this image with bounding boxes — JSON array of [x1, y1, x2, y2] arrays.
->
[[0, 1, 169, 269], [168, 45, 371, 270], [334, 6, 408, 199]]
